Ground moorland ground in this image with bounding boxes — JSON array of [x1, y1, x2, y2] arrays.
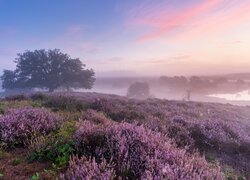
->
[[0, 92, 249, 179]]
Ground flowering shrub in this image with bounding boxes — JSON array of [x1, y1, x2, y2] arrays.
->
[[90, 98, 144, 122], [23, 92, 249, 177], [73, 121, 224, 179], [4, 92, 248, 177], [144, 116, 195, 150], [61, 156, 115, 180], [0, 107, 62, 146], [43, 95, 87, 112], [81, 109, 111, 125]]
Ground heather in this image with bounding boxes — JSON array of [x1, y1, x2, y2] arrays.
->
[[0, 107, 62, 147], [71, 121, 223, 179], [61, 156, 115, 180], [0, 92, 249, 179]]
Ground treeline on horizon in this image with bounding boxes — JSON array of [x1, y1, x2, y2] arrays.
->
[[95, 75, 249, 95]]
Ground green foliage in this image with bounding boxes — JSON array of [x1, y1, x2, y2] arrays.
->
[[30, 93, 49, 108], [12, 158, 21, 166], [0, 103, 7, 114], [0, 173, 4, 178], [1, 49, 95, 92], [237, 176, 245, 180], [30, 172, 40, 180], [31, 101, 43, 108], [56, 121, 77, 139], [43, 169, 57, 176], [0, 100, 34, 110], [224, 166, 238, 180], [205, 153, 216, 163], [28, 137, 75, 168]]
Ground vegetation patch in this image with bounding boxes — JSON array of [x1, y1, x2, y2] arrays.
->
[[0, 93, 249, 179]]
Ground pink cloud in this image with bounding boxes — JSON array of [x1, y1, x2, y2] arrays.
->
[[125, 0, 250, 42]]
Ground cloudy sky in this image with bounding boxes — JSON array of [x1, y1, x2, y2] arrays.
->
[[1, 0, 250, 77]]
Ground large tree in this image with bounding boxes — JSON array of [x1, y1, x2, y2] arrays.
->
[[1, 49, 95, 92]]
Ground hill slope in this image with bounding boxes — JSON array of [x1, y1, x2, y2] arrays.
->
[[0, 92, 249, 179]]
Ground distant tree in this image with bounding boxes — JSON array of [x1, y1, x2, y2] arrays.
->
[[1, 49, 95, 92], [236, 79, 245, 85], [127, 82, 150, 99], [189, 76, 204, 89], [212, 77, 228, 87], [159, 76, 187, 89]]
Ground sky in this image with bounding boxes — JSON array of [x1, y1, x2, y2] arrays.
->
[[1, 0, 250, 77]]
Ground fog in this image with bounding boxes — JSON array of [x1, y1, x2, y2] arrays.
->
[[2, 72, 250, 106], [82, 74, 250, 106]]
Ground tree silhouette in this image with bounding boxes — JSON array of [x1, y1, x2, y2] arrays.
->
[[1, 49, 95, 92]]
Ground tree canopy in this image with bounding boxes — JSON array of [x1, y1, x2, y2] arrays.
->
[[1, 49, 95, 92]]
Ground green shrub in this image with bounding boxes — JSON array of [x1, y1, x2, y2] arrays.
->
[[31, 101, 43, 108], [56, 121, 77, 140], [12, 158, 21, 166], [28, 137, 75, 168], [30, 93, 49, 101], [0, 103, 6, 114], [30, 172, 40, 180]]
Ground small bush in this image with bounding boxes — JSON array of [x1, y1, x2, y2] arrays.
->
[[29, 137, 75, 168], [56, 121, 77, 140], [90, 98, 144, 122], [61, 156, 115, 180], [81, 109, 112, 125], [4, 94, 30, 101], [30, 93, 49, 101], [127, 82, 151, 99], [44, 95, 87, 112]]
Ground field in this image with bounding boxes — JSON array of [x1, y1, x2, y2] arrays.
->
[[0, 92, 249, 179]]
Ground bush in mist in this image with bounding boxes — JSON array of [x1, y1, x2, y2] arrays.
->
[[127, 82, 150, 99]]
